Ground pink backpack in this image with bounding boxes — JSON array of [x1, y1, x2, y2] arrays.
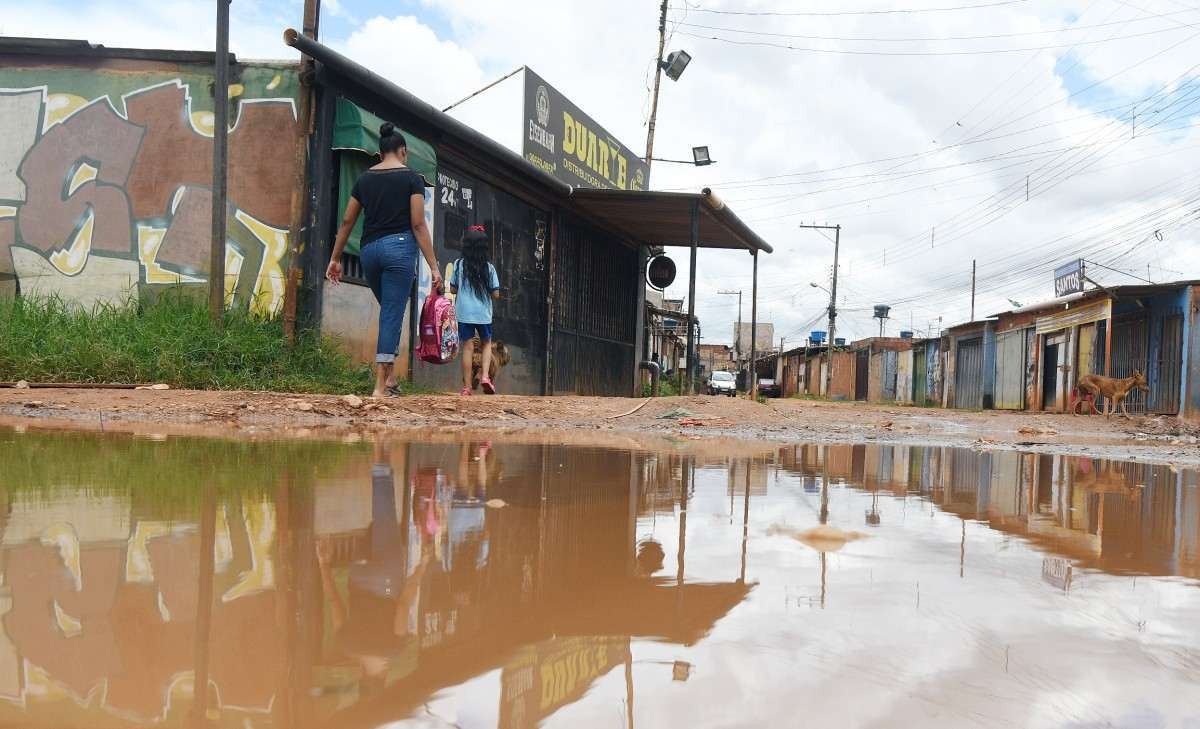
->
[[417, 289, 459, 364]]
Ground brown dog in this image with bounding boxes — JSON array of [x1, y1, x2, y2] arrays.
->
[[1072, 370, 1149, 418], [470, 339, 510, 390]]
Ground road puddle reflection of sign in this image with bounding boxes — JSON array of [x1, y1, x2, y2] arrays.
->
[[1042, 557, 1073, 591], [499, 635, 629, 729]]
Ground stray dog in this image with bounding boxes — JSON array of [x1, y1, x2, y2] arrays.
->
[[470, 339, 510, 391], [1072, 370, 1149, 418]]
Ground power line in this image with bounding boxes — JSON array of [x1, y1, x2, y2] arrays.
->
[[670, 0, 1032, 18], [674, 8, 1200, 44], [673, 23, 1195, 56]]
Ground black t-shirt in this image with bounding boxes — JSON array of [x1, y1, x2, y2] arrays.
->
[[351, 168, 426, 246]]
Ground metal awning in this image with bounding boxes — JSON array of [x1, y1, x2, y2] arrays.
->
[[568, 188, 773, 254]]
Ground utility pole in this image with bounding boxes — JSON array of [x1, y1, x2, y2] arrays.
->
[[282, 0, 320, 342], [644, 0, 669, 170], [718, 289, 742, 366], [970, 259, 977, 321], [209, 0, 231, 324], [799, 223, 840, 398]]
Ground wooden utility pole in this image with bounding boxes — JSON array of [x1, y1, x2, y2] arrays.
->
[[644, 0, 669, 169], [209, 0, 231, 324], [282, 0, 320, 342], [970, 259, 977, 321]]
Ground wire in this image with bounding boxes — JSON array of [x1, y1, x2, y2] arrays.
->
[[670, 1, 1032, 17], [674, 8, 1200, 43], [673, 23, 1196, 56]]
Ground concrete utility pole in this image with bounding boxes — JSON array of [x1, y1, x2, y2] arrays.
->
[[799, 223, 840, 398], [644, 0, 669, 170], [209, 0, 231, 324], [970, 259, 977, 321], [719, 289, 742, 364]]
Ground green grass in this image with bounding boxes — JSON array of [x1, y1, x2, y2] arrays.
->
[[0, 294, 392, 394]]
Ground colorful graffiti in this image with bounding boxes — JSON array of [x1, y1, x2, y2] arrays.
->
[[0, 495, 282, 723], [0, 63, 299, 315]]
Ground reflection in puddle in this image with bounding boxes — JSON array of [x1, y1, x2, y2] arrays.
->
[[0, 430, 1198, 727]]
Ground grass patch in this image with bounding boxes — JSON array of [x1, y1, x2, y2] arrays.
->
[[642, 378, 682, 397], [0, 294, 395, 394]]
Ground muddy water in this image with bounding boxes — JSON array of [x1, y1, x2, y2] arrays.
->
[[1, 430, 1199, 728]]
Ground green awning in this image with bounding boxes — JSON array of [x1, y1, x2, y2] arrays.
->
[[334, 98, 437, 255], [334, 97, 436, 180]]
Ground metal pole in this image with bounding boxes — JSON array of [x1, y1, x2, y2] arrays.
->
[[750, 251, 759, 399], [825, 225, 840, 398], [209, 0, 231, 324], [644, 0, 669, 169], [970, 259, 977, 321], [686, 200, 699, 394]]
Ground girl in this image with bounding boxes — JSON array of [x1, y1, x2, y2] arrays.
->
[[327, 122, 442, 399], [450, 226, 501, 395]]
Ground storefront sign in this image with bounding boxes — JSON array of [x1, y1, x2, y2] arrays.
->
[[1035, 298, 1110, 335], [522, 67, 650, 191], [1054, 259, 1085, 297], [499, 636, 629, 729]]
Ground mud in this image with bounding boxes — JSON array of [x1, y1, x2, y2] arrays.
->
[[2, 387, 1198, 465]]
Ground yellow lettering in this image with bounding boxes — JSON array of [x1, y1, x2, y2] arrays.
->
[[562, 111, 576, 156], [617, 155, 628, 188], [574, 120, 587, 162], [586, 130, 600, 174], [598, 142, 611, 183], [607, 142, 620, 182]]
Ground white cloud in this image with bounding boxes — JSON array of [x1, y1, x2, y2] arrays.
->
[[330, 15, 484, 110]]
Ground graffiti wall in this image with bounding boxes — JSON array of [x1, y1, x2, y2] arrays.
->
[[0, 55, 300, 315]]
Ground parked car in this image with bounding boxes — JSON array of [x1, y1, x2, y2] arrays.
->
[[757, 378, 781, 398], [707, 370, 737, 396]]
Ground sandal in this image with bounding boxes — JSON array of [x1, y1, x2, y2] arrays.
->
[[460, 387, 473, 396], [481, 378, 496, 395]]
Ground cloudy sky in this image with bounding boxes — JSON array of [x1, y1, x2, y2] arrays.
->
[[8, 0, 1200, 345]]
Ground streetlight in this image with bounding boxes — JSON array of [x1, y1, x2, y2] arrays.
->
[[645, 2, 694, 169], [649, 145, 716, 166], [662, 50, 693, 81], [800, 224, 841, 398]]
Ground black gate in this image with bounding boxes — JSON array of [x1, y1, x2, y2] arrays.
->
[[854, 349, 869, 400], [954, 337, 984, 409], [552, 216, 639, 395], [1153, 312, 1183, 414], [1111, 314, 1149, 415]]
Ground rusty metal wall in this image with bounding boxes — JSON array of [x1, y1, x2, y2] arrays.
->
[[883, 350, 899, 401], [552, 215, 638, 395], [994, 329, 1026, 410], [1112, 314, 1149, 414], [830, 351, 855, 400], [913, 344, 928, 404], [854, 349, 870, 400], [1154, 313, 1183, 414], [954, 337, 985, 409]]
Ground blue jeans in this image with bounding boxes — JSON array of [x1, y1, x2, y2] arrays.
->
[[360, 232, 417, 364]]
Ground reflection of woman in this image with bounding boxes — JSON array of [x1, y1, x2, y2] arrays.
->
[[315, 455, 430, 694]]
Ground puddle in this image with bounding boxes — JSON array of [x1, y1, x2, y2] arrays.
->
[[0, 429, 1199, 727]]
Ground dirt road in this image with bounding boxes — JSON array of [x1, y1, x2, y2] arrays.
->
[[1, 387, 1197, 464]]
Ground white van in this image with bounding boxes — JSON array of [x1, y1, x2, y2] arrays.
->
[[707, 370, 736, 396]]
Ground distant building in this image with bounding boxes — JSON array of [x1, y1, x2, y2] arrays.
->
[[698, 344, 735, 374], [733, 322, 775, 361]]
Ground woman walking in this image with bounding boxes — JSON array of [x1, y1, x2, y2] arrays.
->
[[327, 122, 441, 398]]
